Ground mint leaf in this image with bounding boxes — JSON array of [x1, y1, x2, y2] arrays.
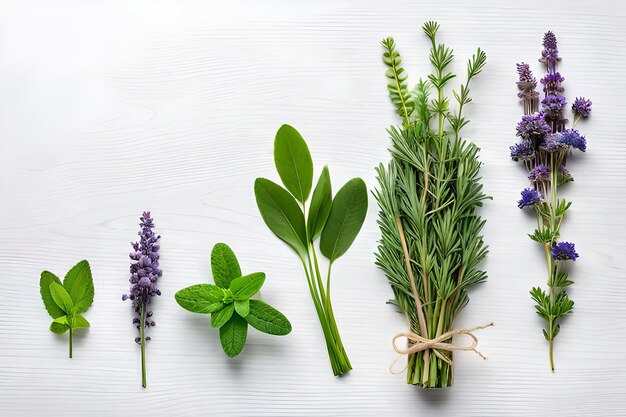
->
[[50, 321, 69, 334], [219, 313, 248, 358], [62, 260, 94, 313], [175, 284, 225, 314], [254, 178, 308, 258], [72, 314, 90, 329], [230, 272, 265, 300], [234, 299, 250, 318], [307, 166, 332, 241], [245, 300, 292, 335], [320, 178, 368, 262], [40, 271, 64, 318], [49, 282, 74, 314], [274, 124, 314, 203], [211, 243, 241, 288], [211, 303, 234, 328]]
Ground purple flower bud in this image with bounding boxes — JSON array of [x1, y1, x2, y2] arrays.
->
[[518, 188, 542, 209], [552, 242, 579, 261], [122, 294, 129, 301], [572, 97, 592, 118]]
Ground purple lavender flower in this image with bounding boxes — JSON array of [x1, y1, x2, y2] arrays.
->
[[510, 141, 535, 161], [558, 129, 587, 152], [540, 133, 567, 153], [516, 112, 551, 140], [123, 211, 161, 388], [516, 62, 539, 100], [551, 242, 579, 261], [540, 72, 565, 94], [572, 97, 592, 118], [540, 31, 561, 64], [518, 188, 542, 209], [528, 165, 550, 182], [542, 94, 567, 112]]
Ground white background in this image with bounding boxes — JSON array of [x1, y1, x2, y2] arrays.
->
[[1, 1, 625, 416]]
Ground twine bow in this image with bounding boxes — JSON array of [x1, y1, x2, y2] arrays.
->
[[390, 322, 494, 374]]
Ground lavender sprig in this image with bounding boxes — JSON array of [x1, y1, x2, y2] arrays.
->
[[511, 32, 591, 371], [122, 211, 161, 388]]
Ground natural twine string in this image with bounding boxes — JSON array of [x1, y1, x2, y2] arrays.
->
[[390, 322, 494, 374]]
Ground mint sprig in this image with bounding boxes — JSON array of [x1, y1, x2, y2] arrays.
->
[[39, 260, 94, 358], [175, 243, 291, 357]]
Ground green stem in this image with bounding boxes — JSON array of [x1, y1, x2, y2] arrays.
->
[[140, 304, 147, 388], [69, 328, 73, 359]]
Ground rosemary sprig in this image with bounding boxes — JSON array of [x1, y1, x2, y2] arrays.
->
[[375, 22, 489, 388]]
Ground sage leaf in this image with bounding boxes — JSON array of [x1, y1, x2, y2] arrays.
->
[[72, 314, 90, 329], [211, 303, 235, 328], [49, 282, 74, 314], [211, 243, 241, 289], [230, 272, 265, 300], [307, 166, 332, 241], [62, 260, 94, 314], [220, 313, 248, 358], [50, 321, 69, 334], [175, 284, 225, 314], [254, 178, 307, 257], [274, 124, 313, 203], [53, 315, 69, 325], [245, 300, 292, 335], [320, 178, 368, 262], [40, 271, 64, 319], [234, 299, 250, 318]]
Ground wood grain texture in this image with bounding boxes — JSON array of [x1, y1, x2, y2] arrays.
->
[[1, 0, 625, 415]]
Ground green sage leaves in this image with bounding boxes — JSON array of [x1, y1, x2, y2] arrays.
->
[[254, 178, 308, 257], [39, 260, 94, 358], [320, 178, 368, 262], [255, 124, 368, 259], [254, 124, 368, 376], [274, 124, 314, 203], [175, 243, 291, 358]]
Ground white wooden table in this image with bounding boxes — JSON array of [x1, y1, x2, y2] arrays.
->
[[1, 1, 625, 415]]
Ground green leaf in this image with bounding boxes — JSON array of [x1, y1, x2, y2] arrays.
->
[[40, 271, 64, 319], [175, 284, 225, 314], [254, 178, 307, 257], [245, 300, 292, 335], [211, 243, 241, 289], [320, 178, 368, 262], [53, 315, 69, 325], [219, 313, 248, 358], [50, 321, 69, 334], [72, 314, 90, 329], [230, 272, 265, 300], [49, 282, 74, 314], [307, 166, 332, 241], [62, 260, 94, 313], [211, 303, 235, 328], [234, 299, 250, 318], [273, 124, 313, 203]]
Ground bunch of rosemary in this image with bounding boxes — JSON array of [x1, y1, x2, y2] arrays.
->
[[374, 22, 490, 388]]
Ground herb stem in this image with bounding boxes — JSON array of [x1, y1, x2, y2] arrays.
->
[[69, 328, 73, 359], [140, 304, 147, 388]]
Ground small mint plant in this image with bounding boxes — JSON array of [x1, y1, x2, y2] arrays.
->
[[39, 260, 94, 358], [175, 243, 292, 357]]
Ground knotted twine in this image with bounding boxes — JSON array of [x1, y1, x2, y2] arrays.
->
[[390, 322, 494, 374], [391, 216, 493, 374]]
